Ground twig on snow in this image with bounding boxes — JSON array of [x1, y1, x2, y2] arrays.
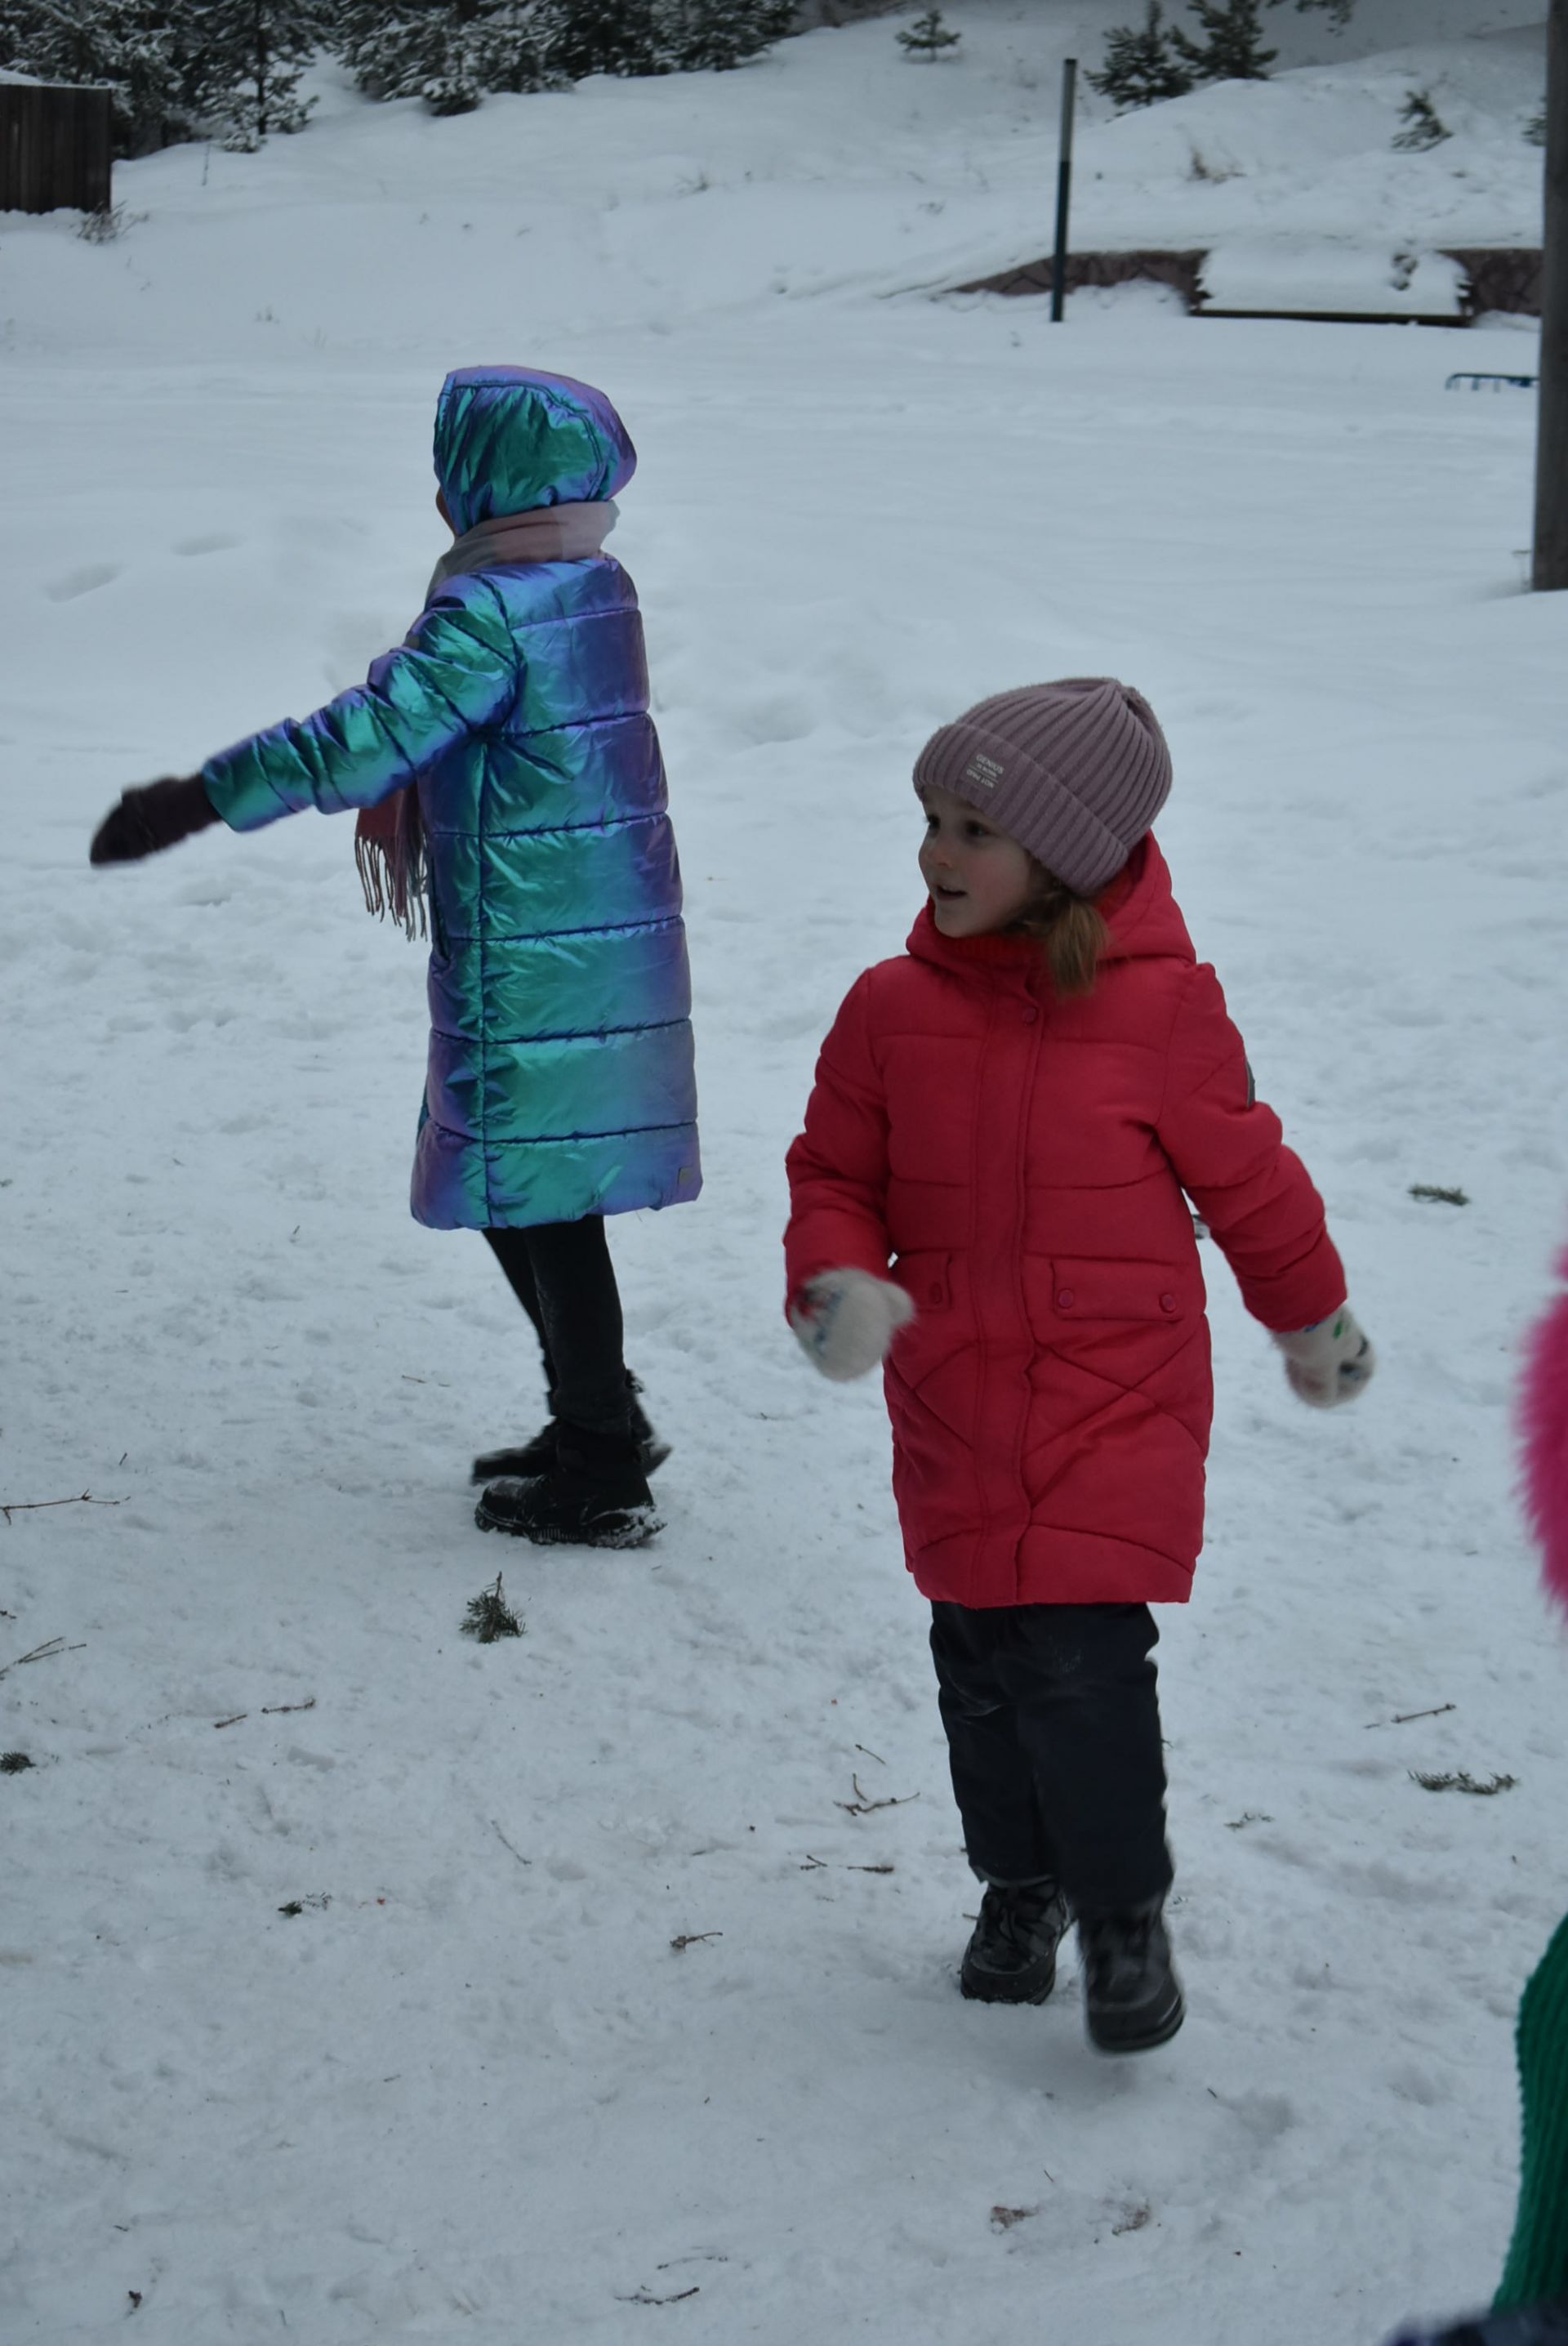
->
[[1, 1490, 125, 1526], [615, 2286, 700, 2306], [835, 1772, 918, 1817], [1367, 1702, 1456, 1729], [214, 1714, 248, 1730], [670, 1932, 722, 1952], [491, 1819, 532, 1867], [853, 1743, 887, 1766], [0, 1637, 87, 1680], [261, 1697, 316, 1715]]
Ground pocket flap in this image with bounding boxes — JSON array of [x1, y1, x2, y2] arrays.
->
[[1049, 1259, 1187, 1322]]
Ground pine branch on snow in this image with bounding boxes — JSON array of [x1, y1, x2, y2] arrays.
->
[[462, 1574, 523, 1643]]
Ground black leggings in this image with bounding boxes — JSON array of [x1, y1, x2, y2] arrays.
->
[[929, 1600, 1174, 1919], [483, 1219, 631, 1438]]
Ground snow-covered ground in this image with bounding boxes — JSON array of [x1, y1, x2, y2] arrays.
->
[[3, 7, 1566, 2341]]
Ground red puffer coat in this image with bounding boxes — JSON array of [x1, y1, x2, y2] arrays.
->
[[784, 838, 1346, 1608]]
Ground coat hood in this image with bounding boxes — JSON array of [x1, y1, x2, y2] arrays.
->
[[905, 835, 1195, 984], [433, 368, 637, 533]]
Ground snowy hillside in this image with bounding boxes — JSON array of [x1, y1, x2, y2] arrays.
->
[[3, 6, 1566, 2343]]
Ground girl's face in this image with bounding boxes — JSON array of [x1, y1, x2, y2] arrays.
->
[[919, 784, 1036, 938]]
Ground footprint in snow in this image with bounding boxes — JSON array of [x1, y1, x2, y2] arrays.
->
[[44, 563, 122, 603], [172, 533, 241, 558]]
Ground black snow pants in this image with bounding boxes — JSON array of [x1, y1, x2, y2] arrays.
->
[[929, 1600, 1174, 1920], [483, 1219, 633, 1439]]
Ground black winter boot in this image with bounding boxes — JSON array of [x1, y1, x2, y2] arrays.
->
[[471, 1373, 669, 1485], [474, 1425, 662, 1550], [960, 1880, 1071, 2005], [1079, 1901, 1184, 2053]]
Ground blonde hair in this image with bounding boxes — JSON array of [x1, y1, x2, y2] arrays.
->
[[1010, 863, 1111, 997]]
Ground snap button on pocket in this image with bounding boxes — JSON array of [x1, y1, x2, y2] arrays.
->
[[1022, 1006, 1039, 1024], [1056, 1287, 1075, 1309], [1160, 1292, 1178, 1313]]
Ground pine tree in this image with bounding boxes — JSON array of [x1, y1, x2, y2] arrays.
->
[[898, 8, 960, 62], [338, 0, 560, 111], [1087, 2, 1194, 110], [194, 0, 325, 149], [660, 0, 795, 73], [0, 0, 199, 155], [1170, 0, 1276, 83], [550, 0, 663, 78], [1392, 86, 1450, 153]]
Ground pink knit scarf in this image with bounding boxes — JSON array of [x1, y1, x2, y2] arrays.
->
[[354, 501, 619, 937]]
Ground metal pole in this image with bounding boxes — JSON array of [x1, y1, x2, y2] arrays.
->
[[1533, 0, 1568, 590], [1050, 56, 1077, 323]]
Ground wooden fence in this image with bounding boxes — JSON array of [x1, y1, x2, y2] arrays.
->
[[957, 247, 1544, 325], [0, 83, 112, 215]]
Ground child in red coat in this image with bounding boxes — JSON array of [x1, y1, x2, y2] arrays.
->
[[784, 678, 1374, 2054]]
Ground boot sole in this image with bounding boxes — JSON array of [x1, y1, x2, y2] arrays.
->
[[474, 1494, 664, 1550], [960, 1956, 1058, 2005], [956, 1970, 1049, 2008], [1086, 1984, 1185, 2054]]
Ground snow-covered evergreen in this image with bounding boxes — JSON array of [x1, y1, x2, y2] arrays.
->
[[336, 0, 561, 112], [195, 0, 323, 148], [1172, 0, 1279, 83], [1087, 3, 1196, 110]]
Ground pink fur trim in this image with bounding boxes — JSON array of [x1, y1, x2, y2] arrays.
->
[[1519, 1245, 1568, 1615]]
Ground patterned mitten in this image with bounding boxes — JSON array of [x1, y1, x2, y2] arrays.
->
[[91, 776, 219, 865], [790, 1270, 915, 1383], [1272, 1305, 1375, 1409]]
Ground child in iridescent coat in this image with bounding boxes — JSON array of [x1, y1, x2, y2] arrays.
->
[[90, 367, 698, 1550]]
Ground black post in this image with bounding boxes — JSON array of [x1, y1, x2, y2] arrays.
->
[[1050, 56, 1077, 323], [1534, 0, 1568, 590]]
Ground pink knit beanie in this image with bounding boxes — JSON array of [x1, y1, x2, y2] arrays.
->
[[913, 678, 1173, 897]]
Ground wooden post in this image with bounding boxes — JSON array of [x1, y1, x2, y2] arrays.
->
[[1050, 57, 1077, 323], [1534, 0, 1568, 590]]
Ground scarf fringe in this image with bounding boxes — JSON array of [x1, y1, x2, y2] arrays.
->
[[355, 820, 428, 942], [354, 502, 617, 942]]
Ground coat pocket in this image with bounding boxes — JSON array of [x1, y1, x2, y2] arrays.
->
[[892, 1251, 954, 1314], [1046, 1258, 1189, 1323]]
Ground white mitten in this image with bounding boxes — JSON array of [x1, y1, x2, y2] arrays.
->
[[790, 1269, 916, 1383], [1272, 1305, 1376, 1410]]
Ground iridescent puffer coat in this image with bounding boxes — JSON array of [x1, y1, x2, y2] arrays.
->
[[200, 368, 700, 1232]]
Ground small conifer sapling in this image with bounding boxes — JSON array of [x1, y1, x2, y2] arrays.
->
[[1171, 0, 1277, 83], [898, 8, 961, 63], [1392, 87, 1450, 152], [1088, 2, 1195, 110]]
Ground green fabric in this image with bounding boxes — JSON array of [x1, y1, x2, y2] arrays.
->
[[1497, 1910, 1568, 2308]]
